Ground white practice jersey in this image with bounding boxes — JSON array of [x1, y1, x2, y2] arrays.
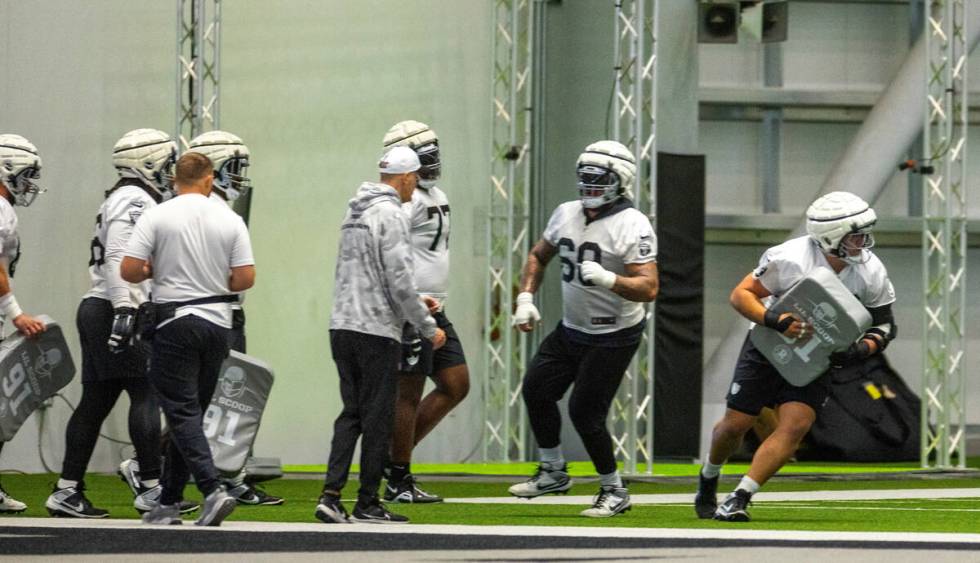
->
[[209, 191, 243, 310], [125, 193, 254, 329], [0, 198, 20, 279], [403, 185, 450, 300], [84, 184, 155, 308], [753, 235, 896, 308], [543, 199, 656, 335]]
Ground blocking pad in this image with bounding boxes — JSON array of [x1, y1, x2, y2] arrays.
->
[[750, 267, 872, 387]]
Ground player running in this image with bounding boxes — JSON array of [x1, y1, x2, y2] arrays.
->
[[697, 191, 896, 522], [509, 140, 658, 518]]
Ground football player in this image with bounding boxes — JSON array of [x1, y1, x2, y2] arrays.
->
[[187, 130, 282, 506], [0, 134, 47, 514], [697, 191, 896, 522], [382, 121, 469, 504], [509, 140, 658, 518], [46, 129, 176, 518]]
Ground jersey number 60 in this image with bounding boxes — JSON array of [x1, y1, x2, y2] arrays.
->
[[557, 238, 602, 286]]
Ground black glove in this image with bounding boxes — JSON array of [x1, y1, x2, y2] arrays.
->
[[763, 309, 794, 333], [108, 307, 137, 354], [829, 339, 871, 368]]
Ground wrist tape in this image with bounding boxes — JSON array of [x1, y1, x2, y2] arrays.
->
[[0, 293, 23, 321]]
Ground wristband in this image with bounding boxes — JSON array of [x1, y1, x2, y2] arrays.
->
[[763, 309, 792, 333], [0, 293, 23, 320]]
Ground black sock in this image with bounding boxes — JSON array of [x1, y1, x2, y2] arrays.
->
[[389, 462, 410, 483]]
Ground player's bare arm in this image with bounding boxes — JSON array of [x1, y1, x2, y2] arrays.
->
[[519, 239, 557, 294], [120, 256, 151, 284], [512, 239, 555, 332], [0, 263, 44, 338], [730, 272, 808, 339], [229, 264, 256, 292], [607, 261, 658, 303]]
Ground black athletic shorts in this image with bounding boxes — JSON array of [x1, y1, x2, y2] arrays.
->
[[399, 311, 467, 375], [726, 334, 830, 416], [77, 297, 148, 384]]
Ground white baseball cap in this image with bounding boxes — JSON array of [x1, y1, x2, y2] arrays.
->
[[378, 146, 421, 174]]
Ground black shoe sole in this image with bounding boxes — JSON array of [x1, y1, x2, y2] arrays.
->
[[695, 507, 717, 519], [695, 499, 717, 519], [46, 507, 109, 519], [386, 493, 443, 504], [713, 512, 750, 522], [237, 497, 286, 506]]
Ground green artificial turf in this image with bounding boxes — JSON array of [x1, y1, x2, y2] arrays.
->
[[3, 473, 980, 534], [282, 460, 932, 477]]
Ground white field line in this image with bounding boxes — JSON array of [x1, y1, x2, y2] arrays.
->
[[760, 505, 980, 512], [3, 517, 980, 545], [445, 487, 980, 505]]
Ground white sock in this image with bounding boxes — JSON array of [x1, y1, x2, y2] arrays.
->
[[701, 461, 723, 479], [140, 479, 160, 489], [736, 476, 760, 495], [599, 470, 623, 489], [56, 478, 78, 490], [539, 446, 565, 468]]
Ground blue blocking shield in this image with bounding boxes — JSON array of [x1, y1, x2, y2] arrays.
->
[[750, 268, 872, 387], [206, 350, 274, 474], [0, 316, 76, 441]]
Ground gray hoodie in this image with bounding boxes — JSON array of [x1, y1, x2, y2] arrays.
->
[[330, 181, 436, 342]]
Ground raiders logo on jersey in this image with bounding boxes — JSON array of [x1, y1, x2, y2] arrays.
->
[[543, 200, 656, 335]]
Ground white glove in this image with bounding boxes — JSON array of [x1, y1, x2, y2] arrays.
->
[[512, 292, 540, 327], [580, 260, 617, 289]]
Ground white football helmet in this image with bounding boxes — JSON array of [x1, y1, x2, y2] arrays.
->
[[0, 134, 44, 207], [188, 130, 251, 202], [576, 140, 636, 209], [383, 120, 440, 188], [806, 191, 877, 265], [112, 129, 177, 200]]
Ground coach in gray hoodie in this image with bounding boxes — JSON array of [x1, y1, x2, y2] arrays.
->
[[316, 146, 446, 525]]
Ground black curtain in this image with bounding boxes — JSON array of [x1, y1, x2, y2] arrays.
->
[[654, 152, 705, 459]]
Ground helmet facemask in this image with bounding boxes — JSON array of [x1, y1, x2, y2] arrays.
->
[[213, 156, 251, 202], [9, 165, 44, 207], [577, 164, 620, 209], [414, 142, 441, 189], [152, 150, 177, 200], [837, 231, 875, 265]]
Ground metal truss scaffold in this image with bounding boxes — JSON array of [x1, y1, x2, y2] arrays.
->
[[610, 0, 657, 475], [921, 0, 967, 469], [176, 0, 221, 150], [483, 0, 534, 462]]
